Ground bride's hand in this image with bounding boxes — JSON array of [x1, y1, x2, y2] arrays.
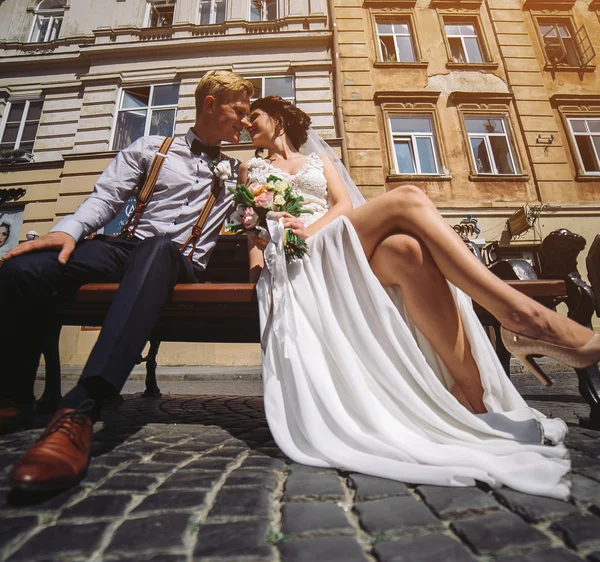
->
[[274, 212, 308, 240]]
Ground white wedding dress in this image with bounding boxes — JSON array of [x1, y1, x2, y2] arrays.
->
[[248, 153, 571, 500]]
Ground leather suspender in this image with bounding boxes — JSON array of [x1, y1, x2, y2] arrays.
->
[[120, 136, 226, 264], [121, 136, 175, 241]]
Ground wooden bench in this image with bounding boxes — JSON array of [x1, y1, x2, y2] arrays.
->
[[40, 234, 600, 428]]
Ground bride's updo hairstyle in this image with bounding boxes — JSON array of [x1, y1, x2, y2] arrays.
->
[[250, 96, 312, 150]]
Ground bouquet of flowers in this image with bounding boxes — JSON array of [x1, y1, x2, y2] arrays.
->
[[226, 173, 312, 263]]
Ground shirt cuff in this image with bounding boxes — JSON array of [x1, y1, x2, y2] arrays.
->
[[50, 216, 84, 242]]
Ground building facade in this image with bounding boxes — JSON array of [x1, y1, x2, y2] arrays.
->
[[333, 0, 600, 330], [0, 0, 334, 366]]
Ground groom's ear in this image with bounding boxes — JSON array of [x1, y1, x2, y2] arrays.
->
[[203, 95, 216, 114]]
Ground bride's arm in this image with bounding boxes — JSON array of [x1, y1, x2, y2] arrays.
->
[[238, 161, 265, 283], [280, 154, 353, 239]]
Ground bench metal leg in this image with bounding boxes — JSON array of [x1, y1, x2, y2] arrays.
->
[[37, 323, 63, 414], [142, 340, 162, 397]]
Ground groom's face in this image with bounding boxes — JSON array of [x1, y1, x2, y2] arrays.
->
[[208, 92, 251, 144]]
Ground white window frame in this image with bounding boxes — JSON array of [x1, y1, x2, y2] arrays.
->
[[465, 115, 519, 175], [444, 20, 485, 63], [110, 83, 179, 151], [388, 115, 441, 175], [247, 75, 294, 102], [144, 0, 176, 28], [28, 0, 65, 43], [0, 99, 43, 154], [376, 20, 416, 63], [567, 117, 600, 176], [198, 0, 226, 24], [249, 0, 277, 22]]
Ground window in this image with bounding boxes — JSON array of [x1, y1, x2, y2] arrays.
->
[[250, 0, 276, 21], [376, 21, 416, 62], [538, 19, 594, 67], [29, 0, 65, 43], [567, 117, 600, 174], [0, 100, 43, 154], [145, 0, 175, 28], [389, 116, 441, 174], [199, 0, 225, 24], [112, 84, 179, 151], [248, 76, 294, 102], [444, 20, 485, 63], [465, 116, 519, 175]]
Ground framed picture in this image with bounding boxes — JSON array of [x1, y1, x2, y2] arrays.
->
[[0, 207, 24, 259]]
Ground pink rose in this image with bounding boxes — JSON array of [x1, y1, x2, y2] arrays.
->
[[248, 183, 264, 195], [242, 207, 259, 229], [254, 190, 274, 209]]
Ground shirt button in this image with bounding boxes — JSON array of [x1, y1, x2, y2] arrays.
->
[[195, 179, 199, 183]]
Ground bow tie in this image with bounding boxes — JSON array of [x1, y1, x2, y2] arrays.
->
[[190, 138, 222, 160]]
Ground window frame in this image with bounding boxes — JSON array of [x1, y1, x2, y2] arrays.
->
[[198, 0, 226, 25], [566, 116, 600, 176], [249, 0, 277, 22], [144, 0, 176, 28], [370, 11, 424, 66], [109, 83, 179, 151], [28, 0, 65, 43], [463, 114, 521, 176], [246, 75, 295, 103], [0, 98, 44, 156], [533, 15, 594, 69], [441, 16, 489, 64]]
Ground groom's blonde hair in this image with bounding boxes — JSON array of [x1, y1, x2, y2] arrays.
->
[[195, 71, 253, 113]]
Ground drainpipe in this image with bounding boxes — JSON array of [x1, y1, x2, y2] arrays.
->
[[326, 0, 350, 167]]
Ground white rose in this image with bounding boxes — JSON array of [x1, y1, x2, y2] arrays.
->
[[274, 194, 286, 207], [214, 160, 232, 181]]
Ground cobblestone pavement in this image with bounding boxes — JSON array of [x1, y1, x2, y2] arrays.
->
[[1, 372, 600, 562]]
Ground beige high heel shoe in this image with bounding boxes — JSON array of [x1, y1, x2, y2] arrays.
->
[[500, 327, 600, 388]]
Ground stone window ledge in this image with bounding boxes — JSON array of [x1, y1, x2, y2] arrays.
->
[[387, 174, 453, 182], [468, 174, 530, 182]]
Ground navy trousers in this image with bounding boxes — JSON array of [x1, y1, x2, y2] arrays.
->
[[0, 235, 201, 404]]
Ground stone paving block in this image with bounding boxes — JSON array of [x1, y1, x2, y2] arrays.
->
[[3, 486, 89, 512], [202, 446, 247, 458], [493, 489, 578, 522], [90, 454, 139, 468], [193, 520, 272, 559], [60, 494, 133, 520], [373, 532, 478, 562], [149, 451, 193, 464], [576, 466, 600, 483], [571, 474, 600, 502], [278, 536, 368, 561], [417, 486, 499, 519], [98, 474, 158, 493], [170, 442, 215, 453], [348, 473, 409, 501], [8, 522, 108, 561], [133, 489, 208, 513], [283, 472, 345, 500], [159, 470, 222, 490], [281, 502, 353, 536], [81, 466, 113, 486], [122, 462, 177, 475], [241, 455, 287, 471], [208, 486, 272, 518], [589, 552, 600, 562], [106, 513, 191, 553], [550, 514, 600, 550], [497, 547, 585, 561], [451, 512, 550, 555], [0, 515, 38, 548], [223, 469, 278, 490], [354, 496, 442, 534], [182, 458, 234, 471]]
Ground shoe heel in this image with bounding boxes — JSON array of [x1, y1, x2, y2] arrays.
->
[[515, 354, 553, 387]]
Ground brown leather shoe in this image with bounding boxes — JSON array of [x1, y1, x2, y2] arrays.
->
[[0, 401, 35, 435], [11, 404, 93, 491]]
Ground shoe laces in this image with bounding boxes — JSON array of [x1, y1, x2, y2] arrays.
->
[[39, 399, 95, 451]]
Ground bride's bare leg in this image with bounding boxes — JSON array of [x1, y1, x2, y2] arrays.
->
[[349, 185, 593, 349], [370, 233, 485, 413]]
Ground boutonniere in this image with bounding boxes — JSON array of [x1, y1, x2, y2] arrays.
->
[[212, 159, 232, 182]]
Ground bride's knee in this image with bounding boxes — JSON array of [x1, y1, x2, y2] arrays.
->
[[389, 184, 432, 211], [376, 234, 427, 271]]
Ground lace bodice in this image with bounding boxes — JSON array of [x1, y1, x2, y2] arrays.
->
[[246, 152, 331, 226]]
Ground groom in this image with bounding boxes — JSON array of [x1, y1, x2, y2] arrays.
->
[[0, 70, 253, 491]]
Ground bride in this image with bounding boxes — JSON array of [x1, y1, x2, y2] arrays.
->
[[239, 95, 600, 500]]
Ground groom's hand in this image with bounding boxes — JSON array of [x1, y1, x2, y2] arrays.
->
[[1, 231, 77, 265], [274, 212, 308, 241]]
